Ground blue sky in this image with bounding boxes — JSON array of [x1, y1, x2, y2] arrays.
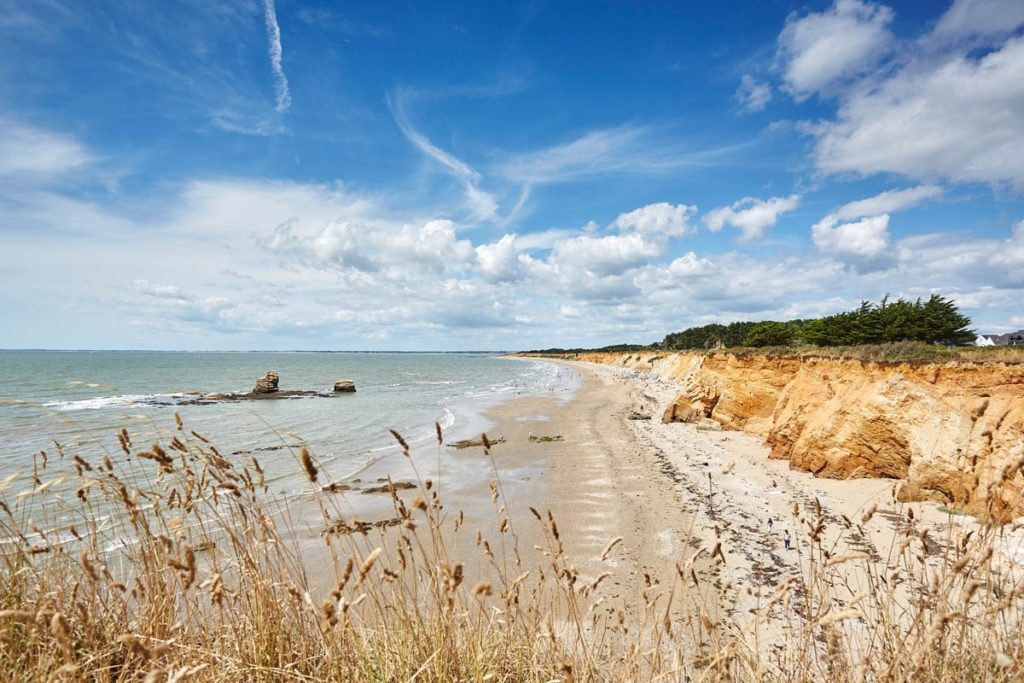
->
[[1, 0, 1023, 350]]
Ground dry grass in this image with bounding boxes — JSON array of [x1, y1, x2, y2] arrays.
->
[[524, 342, 1024, 366], [1, 416, 1023, 681], [722, 341, 1024, 365]]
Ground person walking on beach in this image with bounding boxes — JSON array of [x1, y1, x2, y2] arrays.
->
[[784, 530, 791, 551]]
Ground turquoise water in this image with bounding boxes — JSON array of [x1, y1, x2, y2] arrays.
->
[[0, 352, 574, 499]]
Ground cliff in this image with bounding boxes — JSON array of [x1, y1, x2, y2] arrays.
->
[[576, 351, 1024, 522]]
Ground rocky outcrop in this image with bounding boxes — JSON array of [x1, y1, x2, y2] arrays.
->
[[158, 372, 355, 405], [253, 371, 279, 394], [579, 351, 1024, 522]]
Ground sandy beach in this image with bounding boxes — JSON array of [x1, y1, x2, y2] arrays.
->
[[446, 357, 1022, 642], [296, 354, 1023, 658]]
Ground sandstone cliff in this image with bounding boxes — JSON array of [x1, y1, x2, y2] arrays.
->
[[577, 351, 1024, 522]]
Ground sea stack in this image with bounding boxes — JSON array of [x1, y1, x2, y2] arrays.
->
[[253, 370, 279, 394], [333, 379, 356, 393]]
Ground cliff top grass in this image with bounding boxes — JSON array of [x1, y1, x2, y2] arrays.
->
[[520, 341, 1024, 366]]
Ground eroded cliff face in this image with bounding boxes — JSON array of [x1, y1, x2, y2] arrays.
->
[[578, 351, 1024, 522]]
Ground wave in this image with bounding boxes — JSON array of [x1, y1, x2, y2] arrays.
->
[[44, 393, 189, 412]]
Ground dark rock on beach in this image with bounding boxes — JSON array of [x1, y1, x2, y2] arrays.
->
[[323, 517, 401, 536], [448, 436, 507, 449], [361, 481, 417, 494]]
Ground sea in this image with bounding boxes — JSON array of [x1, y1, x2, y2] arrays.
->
[[0, 351, 575, 505]]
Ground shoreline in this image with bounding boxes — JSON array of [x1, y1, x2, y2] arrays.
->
[[293, 353, 1022, 651], [564, 358, 1024, 645]]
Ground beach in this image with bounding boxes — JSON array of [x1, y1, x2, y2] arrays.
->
[[359, 355, 1022, 650]]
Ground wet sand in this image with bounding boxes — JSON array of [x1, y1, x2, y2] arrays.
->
[[474, 361, 716, 626], [295, 358, 716, 635]]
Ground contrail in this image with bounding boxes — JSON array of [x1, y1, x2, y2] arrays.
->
[[263, 0, 291, 112]]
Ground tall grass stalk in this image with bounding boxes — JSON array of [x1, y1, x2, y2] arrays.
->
[[0, 416, 1021, 681]]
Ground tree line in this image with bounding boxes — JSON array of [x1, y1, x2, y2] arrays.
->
[[662, 295, 975, 350]]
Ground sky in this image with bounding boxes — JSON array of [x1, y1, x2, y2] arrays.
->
[[1, 0, 1023, 351]]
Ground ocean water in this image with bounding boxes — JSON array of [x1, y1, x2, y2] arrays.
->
[[0, 351, 574, 501]]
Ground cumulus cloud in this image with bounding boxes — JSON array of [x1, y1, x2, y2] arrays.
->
[[548, 233, 661, 278], [779, 0, 1024, 188], [262, 0, 291, 112], [777, 0, 894, 99], [932, 0, 1024, 42], [703, 195, 801, 242], [825, 52, 1023, 187], [613, 202, 697, 239], [265, 217, 475, 277], [808, 185, 940, 273], [736, 75, 772, 113], [2, 149, 1020, 348], [475, 234, 524, 283], [812, 214, 893, 272], [812, 36, 1024, 187]]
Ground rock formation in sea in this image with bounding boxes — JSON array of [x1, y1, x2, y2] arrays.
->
[[253, 371, 279, 394]]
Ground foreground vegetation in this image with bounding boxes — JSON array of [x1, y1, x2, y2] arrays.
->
[[1, 418, 1023, 681]]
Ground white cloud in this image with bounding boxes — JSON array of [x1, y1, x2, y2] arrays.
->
[[704, 194, 801, 242], [736, 75, 772, 113], [808, 20, 1024, 187], [559, 305, 582, 320], [133, 279, 236, 328], [389, 92, 499, 222], [262, 0, 291, 113], [932, 0, 1024, 42], [777, 0, 894, 99], [989, 220, 1024, 269], [502, 127, 658, 184], [499, 125, 733, 186], [810, 185, 942, 272], [266, 217, 475, 277], [666, 252, 714, 278], [5, 182, 1022, 347], [475, 234, 524, 283], [613, 202, 697, 239], [0, 120, 92, 178], [549, 233, 661, 277], [812, 213, 893, 272], [178, 179, 378, 237], [827, 185, 942, 223]]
